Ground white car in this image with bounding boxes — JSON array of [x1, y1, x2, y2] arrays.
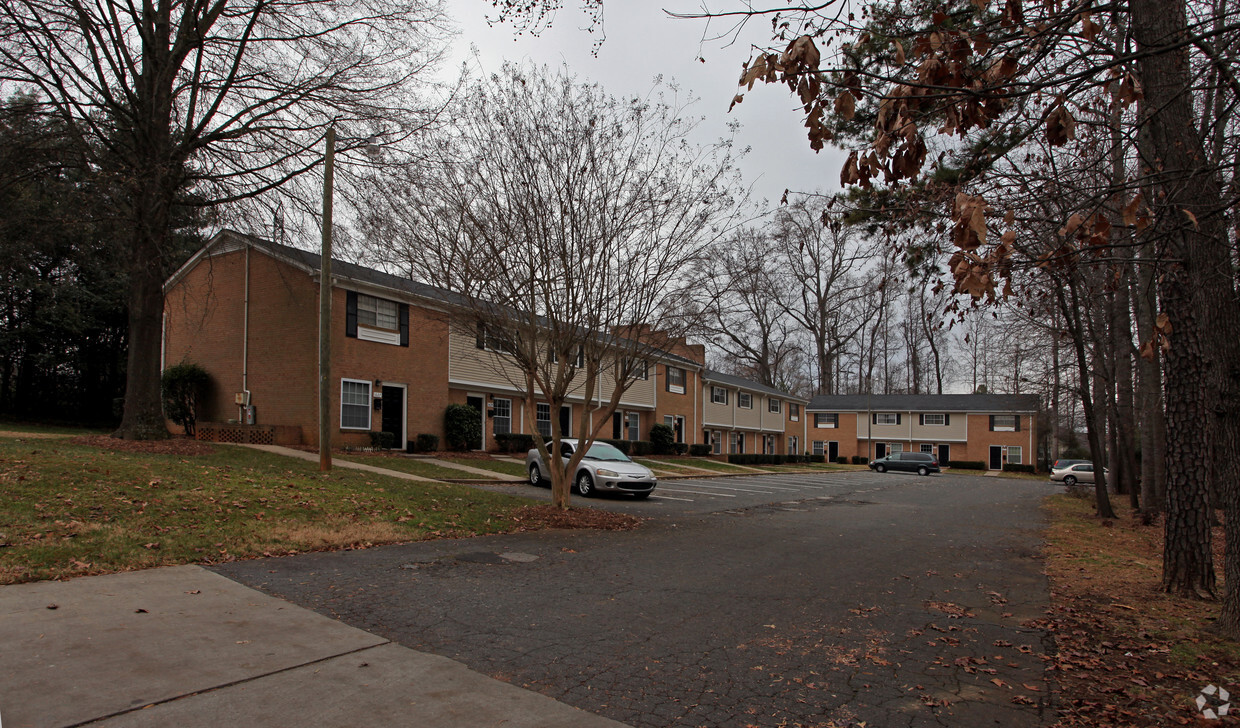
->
[[1049, 461, 1108, 486], [526, 439, 657, 499]]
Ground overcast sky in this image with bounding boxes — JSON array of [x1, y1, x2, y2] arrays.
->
[[441, 1, 849, 207]]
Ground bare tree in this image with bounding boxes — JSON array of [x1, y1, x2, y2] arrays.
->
[[0, 0, 448, 438], [360, 64, 744, 508]]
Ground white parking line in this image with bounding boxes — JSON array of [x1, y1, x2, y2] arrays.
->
[[678, 482, 800, 494], [656, 487, 737, 497], [649, 493, 694, 502]]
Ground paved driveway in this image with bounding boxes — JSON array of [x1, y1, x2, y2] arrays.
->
[[214, 472, 1057, 727]]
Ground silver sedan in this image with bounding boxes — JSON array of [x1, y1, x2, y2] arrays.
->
[[1049, 462, 1108, 486], [526, 439, 657, 498]]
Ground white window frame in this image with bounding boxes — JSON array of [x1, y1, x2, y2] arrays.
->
[[627, 411, 640, 441], [493, 397, 512, 435], [626, 358, 649, 380], [768, 398, 781, 413], [536, 403, 552, 438], [789, 403, 800, 421], [711, 430, 722, 454], [920, 443, 934, 454], [667, 366, 686, 394], [728, 431, 740, 454], [889, 442, 904, 454], [737, 392, 752, 409], [815, 413, 837, 428], [340, 378, 372, 430], [875, 412, 898, 425], [357, 293, 398, 331], [923, 413, 945, 426], [813, 440, 825, 455], [711, 386, 728, 405], [1005, 445, 1023, 464], [788, 435, 798, 455]]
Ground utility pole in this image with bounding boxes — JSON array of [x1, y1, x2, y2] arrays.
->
[[319, 126, 335, 471]]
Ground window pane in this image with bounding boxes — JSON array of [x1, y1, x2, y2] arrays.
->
[[493, 398, 511, 435], [536, 403, 551, 438], [341, 380, 370, 429]]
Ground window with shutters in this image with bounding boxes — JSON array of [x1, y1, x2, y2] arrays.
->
[[991, 415, 1017, 431], [923, 413, 945, 426], [875, 412, 898, 425], [814, 413, 838, 428], [357, 294, 397, 330]]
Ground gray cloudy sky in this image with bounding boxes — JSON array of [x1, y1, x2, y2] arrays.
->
[[442, 1, 849, 206]]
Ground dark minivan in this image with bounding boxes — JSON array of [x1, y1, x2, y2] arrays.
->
[[868, 451, 940, 476]]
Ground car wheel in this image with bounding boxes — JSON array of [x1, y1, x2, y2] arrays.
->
[[1064, 475, 1077, 486], [918, 466, 929, 476], [528, 463, 545, 486], [875, 464, 886, 473], [575, 471, 595, 497]]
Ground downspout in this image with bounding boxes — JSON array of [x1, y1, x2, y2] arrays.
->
[[242, 246, 251, 418]]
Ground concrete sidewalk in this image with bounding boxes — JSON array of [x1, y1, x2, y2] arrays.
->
[[0, 566, 627, 728]]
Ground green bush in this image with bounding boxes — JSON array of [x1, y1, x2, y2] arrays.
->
[[629, 440, 653, 457], [689, 444, 712, 456], [368, 431, 396, 449], [948, 460, 987, 470], [836, 457, 849, 465], [649, 424, 676, 455], [729, 453, 819, 465], [1003, 463, 1036, 473], [851, 456, 869, 465], [493, 432, 535, 453], [673, 442, 689, 455], [444, 404, 481, 451], [161, 362, 212, 437], [410, 433, 438, 452]]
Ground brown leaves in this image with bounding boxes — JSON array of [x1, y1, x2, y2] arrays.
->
[[834, 91, 856, 120], [953, 192, 989, 251], [1141, 313, 1174, 361], [1046, 102, 1076, 146]]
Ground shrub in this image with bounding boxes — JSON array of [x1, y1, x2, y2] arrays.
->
[[689, 444, 712, 456], [368, 431, 396, 449], [629, 440, 653, 457], [836, 456, 849, 465], [493, 432, 535, 453], [673, 442, 689, 455], [948, 460, 987, 470], [851, 456, 869, 465], [728, 453, 816, 465], [649, 424, 676, 455], [412, 433, 439, 452], [807, 454, 825, 463], [444, 404, 481, 451], [161, 362, 212, 437], [1003, 463, 1036, 474]]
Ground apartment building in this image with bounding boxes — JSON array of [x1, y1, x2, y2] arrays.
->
[[162, 230, 806, 451]]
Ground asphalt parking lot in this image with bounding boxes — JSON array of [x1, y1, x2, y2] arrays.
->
[[215, 471, 1058, 727]]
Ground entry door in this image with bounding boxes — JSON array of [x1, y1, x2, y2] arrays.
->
[[938, 444, 950, 464], [559, 405, 572, 437], [828, 441, 838, 462], [674, 416, 685, 443], [989, 445, 1003, 470], [875, 442, 887, 459], [381, 386, 405, 446], [466, 395, 485, 450]]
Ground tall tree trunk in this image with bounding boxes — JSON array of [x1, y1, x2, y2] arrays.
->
[[1113, 266, 1140, 509]]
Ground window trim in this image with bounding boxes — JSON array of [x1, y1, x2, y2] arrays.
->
[[535, 403, 552, 438], [737, 392, 752, 409], [991, 414, 1017, 432], [789, 403, 800, 421], [711, 386, 729, 405], [875, 412, 898, 426], [626, 411, 640, 441], [492, 397, 512, 436], [356, 293, 398, 331], [922, 413, 946, 426], [340, 378, 372, 430], [768, 398, 781, 413], [666, 365, 686, 394], [814, 413, 838, 428], [1005, 445, 1023, 464]]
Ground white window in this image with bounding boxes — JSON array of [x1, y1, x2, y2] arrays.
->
[[357, 294, 398, 330], [923, 413, 945, 426], [536, 403, 551, 438], [813, 440, 825, 455], [920, 443, 934, 454], [711, 386, 728, 405], [992, 415, 1017, 431], [738, 392, 752, 409], [664, 415, 674, 427], [768, 398, 781, 413], [627, 411, 640, 441], [493, 398, 512, 435], [573, 347, 585, 368], [815, 413, 838, 428], [729, 431, 740, 454], [711, 430, 722, 454], [340, 379, 371, 430], [789, 403, 800, 421], [788, 436, 798, 454], [626, 358, 648, 380], [889, 442, 904, 453], [666, 366, 686, 394], [1005, 445, 1023, 464], [875, 413, 898, 425]]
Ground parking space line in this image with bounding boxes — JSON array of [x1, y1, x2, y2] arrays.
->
[[657, 487, 737, 497], [649, 494, 694, 502], [685, 483, 801, 494]]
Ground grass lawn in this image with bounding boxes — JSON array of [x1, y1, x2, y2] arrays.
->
[[0, 421, 110, 436], [644, 457, 752, 474], [0, 439, 541, 584], [632, 457, 698, 472], [336, 453, 502, 480], [437, 457, 528, 478], [1041, 494, 1240, 725]]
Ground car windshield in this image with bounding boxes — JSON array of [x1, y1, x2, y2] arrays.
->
[[584, 442, 631, 462]]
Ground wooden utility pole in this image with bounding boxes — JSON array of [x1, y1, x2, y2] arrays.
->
[[319, 126, 335, 471]]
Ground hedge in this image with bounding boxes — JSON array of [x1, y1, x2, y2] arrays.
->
[[836, 457, 849, 465], [688, 444, 712, 456], [405, 433, 439, 453], [649, 424, 676, 455], [948, 460, 987, 470], [600, 438, 631, 455], [493, 432, 536, 454], [673, 443, 689, 455], [851, 456, 869, 465], [368, 431, 396, 449], [1003, 463, 1037, 473], [727, 454, 825, 465], [444, 403, 481, 450]]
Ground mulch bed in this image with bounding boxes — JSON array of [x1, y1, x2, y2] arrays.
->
[[69, 435, 216, 456], [509, 504, 642, 532]]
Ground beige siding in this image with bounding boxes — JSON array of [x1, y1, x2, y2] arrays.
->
[[448, 329, 527, 390], [857, 415, 912, 441], [735, 395, 761, 428], [604, 367, 655, 408], [703, 388, 732, 425], [910, 415, 968, 442]]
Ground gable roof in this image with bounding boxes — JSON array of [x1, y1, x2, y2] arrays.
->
[[807, 393, 1040, 413], [168, 229, 703, 368], [702, 368, 806, 402]]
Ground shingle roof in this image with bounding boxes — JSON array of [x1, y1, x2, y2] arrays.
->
[[702, 368, 805, 402], [198, 230, 703, 368], [806, 393, 1040, 413]]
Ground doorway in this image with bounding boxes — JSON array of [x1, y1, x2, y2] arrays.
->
[[381, 385, 405, 448], [989, 445, 1003, 470], [828, 441, 838, 462], [875, 442, 887, 460], [466, 395, 485, 450], [938, 443, 950, 464]]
